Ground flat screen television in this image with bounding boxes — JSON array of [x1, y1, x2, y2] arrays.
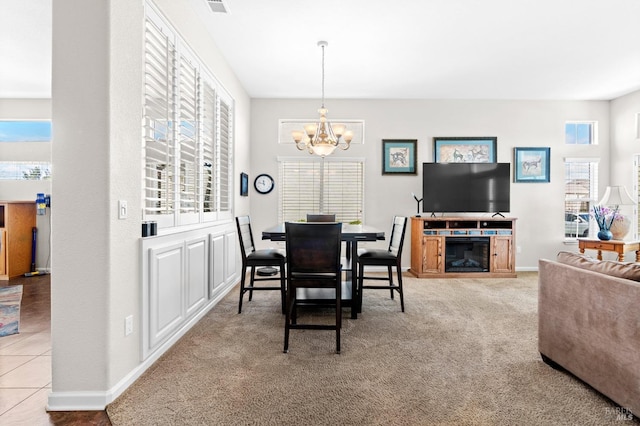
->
[[422, 162, 510, 214]]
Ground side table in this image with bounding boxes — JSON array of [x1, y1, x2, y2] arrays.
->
[[577, 238, 640, 262]]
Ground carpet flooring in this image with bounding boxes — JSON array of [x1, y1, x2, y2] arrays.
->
[[107, 272, 634, 425]]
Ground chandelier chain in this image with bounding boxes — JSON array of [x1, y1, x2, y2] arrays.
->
[[290, 40, 352, 157], [321, 43, 325, 108]]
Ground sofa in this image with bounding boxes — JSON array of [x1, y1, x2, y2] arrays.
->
[[538, 251, 640, 416]]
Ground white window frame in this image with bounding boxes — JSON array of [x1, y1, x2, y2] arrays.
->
[[564, 157, 599, 241], [143, 2, 233, 230], [565, 121, 598, 145]]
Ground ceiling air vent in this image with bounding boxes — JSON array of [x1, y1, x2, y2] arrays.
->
[[207, 0, 229, 13]]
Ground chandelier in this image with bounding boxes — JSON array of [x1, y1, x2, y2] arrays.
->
[[291, 41, 353, 157]]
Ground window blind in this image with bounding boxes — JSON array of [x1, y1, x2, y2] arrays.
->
[[279, 159, 364, 223]]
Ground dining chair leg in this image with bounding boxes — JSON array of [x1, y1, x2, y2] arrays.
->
[[238, 265, 247, 314], [283, 283, 295, 353], [388, 265, 394, 299], [357, 263, 364, 315], [279, 261, 286, 314], [336, 285, 341, 354], [396, 263, 405, 312], [248, 266, 256, 301]]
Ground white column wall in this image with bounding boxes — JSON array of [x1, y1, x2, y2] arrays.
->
[[49, 0, 250, 410], [51, 0, 111, 400]]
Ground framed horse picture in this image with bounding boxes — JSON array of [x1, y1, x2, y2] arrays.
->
[[382, 139, 417, 175], [514, 147, 550, 183], [433, 137, 497, 163]]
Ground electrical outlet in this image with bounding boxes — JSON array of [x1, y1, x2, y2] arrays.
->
[[118, 200, 128, 219], [125, 315, 133, 336], [517, 246, 522, 254]]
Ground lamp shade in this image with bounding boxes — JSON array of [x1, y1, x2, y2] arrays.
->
[[598, 185, 636, 206]]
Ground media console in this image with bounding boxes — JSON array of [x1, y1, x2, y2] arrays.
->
[[409, 216, 517, 278]]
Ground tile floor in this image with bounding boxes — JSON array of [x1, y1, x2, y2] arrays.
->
[[0, 274, 111, 425]]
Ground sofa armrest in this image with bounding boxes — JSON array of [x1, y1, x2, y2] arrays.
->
[[538, 259, 640, 415]]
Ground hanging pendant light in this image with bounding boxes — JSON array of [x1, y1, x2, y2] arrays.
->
[[291, 41, 353, 157]]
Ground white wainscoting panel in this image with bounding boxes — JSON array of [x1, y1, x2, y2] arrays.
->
[[142, 222, 239, 360], [210, 232, 225, 296], [225, 231, 237, 281], [149, 242, 184, 349], [185, 236, 208, 318]]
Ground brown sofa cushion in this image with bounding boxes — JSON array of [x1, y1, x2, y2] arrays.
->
[[556, 251, 640, 281]]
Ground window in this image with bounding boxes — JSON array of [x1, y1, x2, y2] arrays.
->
[[0, 162, 51, 180], [0, 121, 51, 142], [565, 121, 596, 145], [564, 158, 598, 238], [143, 3, 233, 229], [279, 158, 364, 223]]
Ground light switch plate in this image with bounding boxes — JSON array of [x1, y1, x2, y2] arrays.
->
[[118, 200, 127, 219]]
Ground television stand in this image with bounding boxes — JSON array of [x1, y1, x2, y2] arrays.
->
[[409, 216, 517, 278]]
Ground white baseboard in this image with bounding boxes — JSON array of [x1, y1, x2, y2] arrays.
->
[[46, 391, 111, 412], [47, 280, 237, 412]]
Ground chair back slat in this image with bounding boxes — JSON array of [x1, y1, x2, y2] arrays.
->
[[285, 222, 342, 274], [306, 213, 336, 222], [235, 216, 256, 257], [388, 216, 408, 256]]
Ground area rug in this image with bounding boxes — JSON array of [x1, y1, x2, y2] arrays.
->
[[0, 285, 23, 337], [107, 273, 631, 425]]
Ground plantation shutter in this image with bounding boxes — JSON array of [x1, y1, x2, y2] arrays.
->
[[201, 78, 216, 215], [143, 1, 234, 228], [279, 158, 364, 223], [143, 15, 177, 226], [218, 98, 231, 214], [178, 52, 199, 223]]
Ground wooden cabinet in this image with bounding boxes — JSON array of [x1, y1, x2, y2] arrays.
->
[[0, 201, 36, 280], [491, 235, 514, 273], [409, 217, 516, 278], [421, 236, 444, 274]]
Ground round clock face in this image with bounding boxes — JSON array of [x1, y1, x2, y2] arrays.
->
[[254, 174, 275, 194]]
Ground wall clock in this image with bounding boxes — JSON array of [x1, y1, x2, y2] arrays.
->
[[254, 173, 275, 194]]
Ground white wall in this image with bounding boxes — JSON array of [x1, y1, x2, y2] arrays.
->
[[610, 90, 640, 188], [0, 98, 52, 271], [250, 98, 611, 269], [49, 0, 250, 410]]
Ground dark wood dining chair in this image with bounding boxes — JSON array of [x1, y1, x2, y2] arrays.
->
[[235, 216, 286, 314], [306, 213, 336, 222], [357, 216, 408, 312], [284, 222, 343, 354]]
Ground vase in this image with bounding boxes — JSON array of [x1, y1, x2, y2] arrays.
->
[[609, 215, 631, 240], [597, 229, 613, 241]]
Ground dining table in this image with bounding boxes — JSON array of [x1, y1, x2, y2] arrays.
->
[[262, 223, 385, 319]]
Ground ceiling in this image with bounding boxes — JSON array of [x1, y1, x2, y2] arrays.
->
[[2, 0, 640, 101]]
